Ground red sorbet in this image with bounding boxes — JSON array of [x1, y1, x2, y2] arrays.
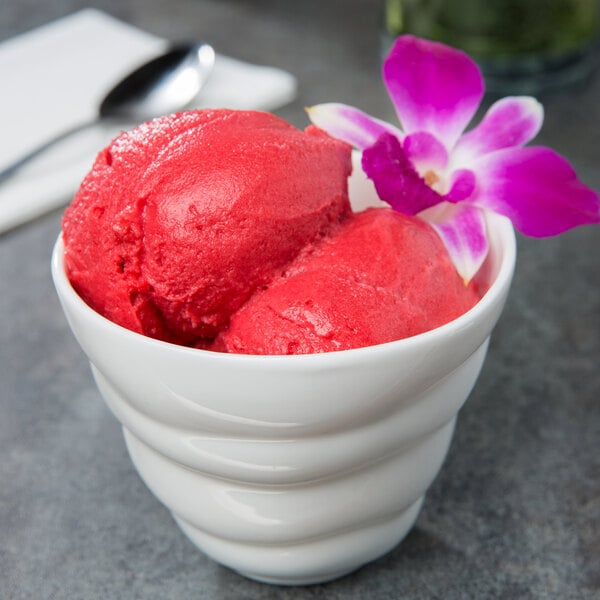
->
[[213, 208, 480, 354], [62, 110, 352, 344]]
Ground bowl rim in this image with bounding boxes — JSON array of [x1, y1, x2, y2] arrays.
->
[[51, 212, 516, 366]]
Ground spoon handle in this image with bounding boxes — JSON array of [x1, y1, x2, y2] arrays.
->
[[0, 119, 97, 184]]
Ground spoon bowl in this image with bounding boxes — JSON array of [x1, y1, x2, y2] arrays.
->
[[99, 42, 215, 122]]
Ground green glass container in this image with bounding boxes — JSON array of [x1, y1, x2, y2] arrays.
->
[[383, 0, 600, 94]]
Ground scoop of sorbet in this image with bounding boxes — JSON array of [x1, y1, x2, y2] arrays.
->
[[213, 208, 480, 354], [62, 109, 352, 345]]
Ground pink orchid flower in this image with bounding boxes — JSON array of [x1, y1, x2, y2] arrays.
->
[[307, 35, 600, 282]]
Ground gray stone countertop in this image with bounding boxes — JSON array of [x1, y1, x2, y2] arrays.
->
[[1, 1, 599, 598]]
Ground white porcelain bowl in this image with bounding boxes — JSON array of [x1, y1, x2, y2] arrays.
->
[[52, 174, 516, 585]]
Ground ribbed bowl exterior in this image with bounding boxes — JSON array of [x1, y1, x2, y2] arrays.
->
[[52, 207, 515, 584]]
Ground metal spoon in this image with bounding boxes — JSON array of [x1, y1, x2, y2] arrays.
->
[[0, 41, 215, 184]]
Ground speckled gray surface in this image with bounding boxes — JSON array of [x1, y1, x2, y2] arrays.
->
[[1, 1, 599, 598]]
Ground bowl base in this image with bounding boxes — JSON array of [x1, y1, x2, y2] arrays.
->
[[172, 496, 424, 586], [233, 568, 356, 586]]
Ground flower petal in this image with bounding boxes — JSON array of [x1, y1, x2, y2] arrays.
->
[[454, 96, 544, 161], [403, 131, 448, 171], [383, 35, 484, 149], [421, 202, 489, 283], [362, 133, 443, 215], [306, 103, 404, 149], [445, 169, 476, 202], [473, 146, 600, 236]]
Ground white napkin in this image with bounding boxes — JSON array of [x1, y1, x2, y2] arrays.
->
[[0, 8, 297, 233]]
